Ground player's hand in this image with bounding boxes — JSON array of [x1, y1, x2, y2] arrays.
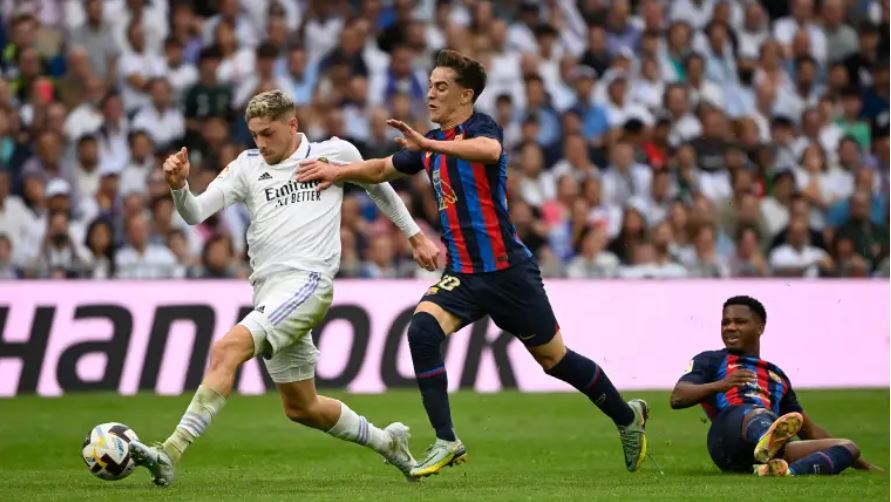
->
[[387, 119, 430, 152], [296, 159, 341, 191], [716, 369, 757, 392], [163, 147, 191, 190], [408, 232, 440, 271]]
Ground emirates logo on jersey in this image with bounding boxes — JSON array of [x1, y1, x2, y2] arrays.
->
[[264, 179, 322, 207]]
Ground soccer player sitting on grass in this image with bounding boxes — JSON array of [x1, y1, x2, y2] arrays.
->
[[670, 295, 881, 476]]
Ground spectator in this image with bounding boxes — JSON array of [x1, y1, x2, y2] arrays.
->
[[516, 141, 556, 208], [833, 234, 871, 277], [630, 169, 675, 227], [0, 171, 33, 267], [71, 135, 102, 201], [132, 79, 186, 149], [683, 224, 730, 278], [234, 43, 289, 110], [761, 169, 796, 238], [834, 190, 889, 269], [359, 234, 400, 279], [836, 87, 871, 150], [212, 19, 256, 88], [821, 0, 858, 64], [63, 73, 106, 141], [163, 37, 199, 107], [95, 92, 130, 171], [69, 0, 119, 83], [618, 241, 688, 279], [769, 218, 834, 277], [510, 199, 549, 256], [119, 131, 155, 197], [195, 233, 239, 279], [119, 20, 166, 114], [729, 225, 769, 277], [601, 141, 652, 209], [277, 44, 319, 108], [115, 213, 177, 279], [566, 225, 620, 278], [30, 209, 89, 278], [684, 52, 723, 108], [826, 168, 888, 228], [551, 134, 598, 182], [184, 46, 232, 128], [368, 45, 426, 109], [609, 206, 648, 264], [794, 142, 853, 226], [0, 233, 21, 279], [21, 130, 68, 185], [82, 217, 116, 279], [843, 23, 881, 88]]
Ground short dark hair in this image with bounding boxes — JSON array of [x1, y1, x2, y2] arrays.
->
[[723, 295, 767, 324], [434, 49, 487, 103]]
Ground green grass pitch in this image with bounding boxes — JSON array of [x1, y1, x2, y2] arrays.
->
[[0, 390, 887, 501]]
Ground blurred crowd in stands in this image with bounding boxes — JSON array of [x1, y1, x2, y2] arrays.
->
[[0, 0, 887, 280]]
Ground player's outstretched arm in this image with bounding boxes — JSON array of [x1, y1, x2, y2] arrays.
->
[[166, 147, 228, 225], [297, 156, 404, 189], [387, 119, 501, 164], [669, 370, 757, 409]]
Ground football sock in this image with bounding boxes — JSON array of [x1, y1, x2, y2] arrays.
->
[[546, 349, 635, 427], [743, 410, 776, 446], [326, 401, 390, 454], [408, 312, 456, 441], [163, 385, 227, 464], [788, 445, 856, 475]]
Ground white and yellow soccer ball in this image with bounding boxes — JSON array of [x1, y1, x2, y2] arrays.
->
[[82, 422, 139, 481]]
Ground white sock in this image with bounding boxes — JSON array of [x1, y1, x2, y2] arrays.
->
[[163, 385, 227, 463], [326, 401, 390, 454]]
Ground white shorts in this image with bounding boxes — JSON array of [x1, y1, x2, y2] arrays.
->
[[239, 270, 334, 384]]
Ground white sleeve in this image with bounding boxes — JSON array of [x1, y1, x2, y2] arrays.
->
[[333, 139, 420, 238], [171, 161, 246, 225]]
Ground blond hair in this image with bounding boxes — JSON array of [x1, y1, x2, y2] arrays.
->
[[244, 90, 295, 122]]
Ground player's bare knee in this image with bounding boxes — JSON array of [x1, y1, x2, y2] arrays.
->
[[840, 439, 860, 459], [283, 400, 321, 425], [532, 350, 562, 371], [529, 339, 567, 371]]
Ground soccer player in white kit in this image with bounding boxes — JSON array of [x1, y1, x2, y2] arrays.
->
[[128, 90, 441, 486]]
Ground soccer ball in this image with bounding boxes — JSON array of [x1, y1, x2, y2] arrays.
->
[[81, 422, 139, 481]]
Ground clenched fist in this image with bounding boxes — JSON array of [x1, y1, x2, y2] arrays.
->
[[163, 147, 191, 190]]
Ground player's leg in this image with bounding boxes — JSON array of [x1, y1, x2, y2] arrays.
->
[[706, 406, 757, 473], [739, 407, 802, 463], [406, 300, 469, 477], [129, 324, 254, 486], [486, 260, 647, 471], [271, 361, 416, 479], [756, 438, 861, 476], [270, 335, 415, 474]]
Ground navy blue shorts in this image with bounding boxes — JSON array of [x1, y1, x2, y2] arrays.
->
[[420, 259, 559, 347], [707, 406, 782, 472]]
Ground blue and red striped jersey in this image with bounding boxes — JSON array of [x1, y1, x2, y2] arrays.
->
[[677, 349, 803, 420], [392, 112, 532, 274]]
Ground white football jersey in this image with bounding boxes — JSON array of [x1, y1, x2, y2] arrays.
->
[[178, 133, 401, 282]]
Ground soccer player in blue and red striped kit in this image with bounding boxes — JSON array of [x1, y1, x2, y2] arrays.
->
[[671, 295, 880, 476], [297, 49, 648, 479]]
